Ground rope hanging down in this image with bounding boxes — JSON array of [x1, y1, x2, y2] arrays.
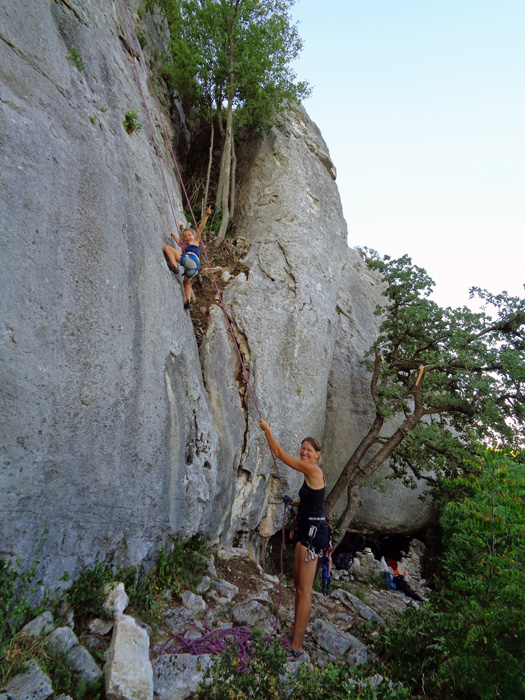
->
[[115, 0, 291, 633]]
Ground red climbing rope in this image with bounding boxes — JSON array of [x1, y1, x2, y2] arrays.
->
[[115, 0, 290, 634]]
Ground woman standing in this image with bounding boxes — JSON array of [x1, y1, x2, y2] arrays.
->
[[260, 419, 330, 660]]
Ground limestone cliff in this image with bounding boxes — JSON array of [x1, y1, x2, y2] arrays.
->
[[0, 0, 435, 586]]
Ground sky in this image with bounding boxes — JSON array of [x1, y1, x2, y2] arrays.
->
[[289, 0, 525, 310]]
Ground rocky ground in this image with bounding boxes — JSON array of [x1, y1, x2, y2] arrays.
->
[[3, 539, 429, 700], [182, 233, 250, 345]]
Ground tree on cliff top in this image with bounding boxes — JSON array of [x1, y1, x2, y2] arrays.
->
[[325, 251, 525, 538], [151, 0, 309, 243]]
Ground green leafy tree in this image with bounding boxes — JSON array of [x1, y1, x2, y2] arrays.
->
[[151, 0, 310, 242], [382, 449, 525, 699], [325, 251, 525, 537]]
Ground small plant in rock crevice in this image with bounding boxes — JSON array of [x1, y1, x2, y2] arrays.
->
[[67, 47, 84, 71], [122, 108, 142, 134]]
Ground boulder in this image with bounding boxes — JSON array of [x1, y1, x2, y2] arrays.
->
[[152, 654, 213, 700], [16, 612, 54, 639], [231, 600, 267, 627], [310, 619, 354, 659], [4, 661, 53, 700], [332, 589, 384, 625], [211, 579, 239, 602], [66, 645, 103, 682], [181, 591, 206, 614], [162, 607, 200, 637], [47, 627, 79, 654], [104, 583, 129, 616], [105, 614, 153, 700]]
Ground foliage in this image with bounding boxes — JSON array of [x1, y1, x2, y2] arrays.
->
[[43, 648, 104, 700], [63, 560, 114, 624], [63, 537, 209, 627], [199, 627, 409, 699], [326, 251, 525, 537], [1, 636, 103, 700], [0, 529, 48, 649], [199, 628, 287, 699], [381, 449, 525, 699], [150, 0, 310, 242], [147, 536, 210, 601], [152, 0, 308, 124], [291, 662, 410, 699], [122, 108, 142, 134], [67, 47, 84, 71]]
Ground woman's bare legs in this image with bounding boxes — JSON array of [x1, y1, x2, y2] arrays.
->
[[291, 541, 318, 651]]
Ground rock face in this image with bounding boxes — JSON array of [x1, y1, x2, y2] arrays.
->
[[0, 0, 219, 584], [0, 0, 435, 584]]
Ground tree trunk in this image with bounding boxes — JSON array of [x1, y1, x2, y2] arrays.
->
[[203, 116, 214, 214], [324, 415, 384, 517], [326, 407, 426, 546], [229, 135, 236, 218], [216, 97, 233, 245], [334, 479, 363, 539], [216, 1, 236, 245], [215, 130, 227, 210]]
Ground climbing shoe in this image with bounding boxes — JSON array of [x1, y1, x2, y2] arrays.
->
[[184, 300, 191, 311], [286, 649, 305, 662], [167, 262, 179, 274]]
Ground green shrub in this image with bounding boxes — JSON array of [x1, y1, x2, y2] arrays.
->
[[67, 47, 84, 71], [0, 530, 48, 648], [291, 662, 410, 699], [63, 560, 113, 624], [122, 109, 142, 134], [198, 629, 287, 699], [381, 449, 525, 699], [151, 536, 209, 598]]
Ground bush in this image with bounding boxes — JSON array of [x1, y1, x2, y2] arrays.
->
[[381, 449, 525, 699], [63, 559, 114, 624], [0, 530, 48, 649], [199, 629, 287, 699], [64, 537, 210, 626]]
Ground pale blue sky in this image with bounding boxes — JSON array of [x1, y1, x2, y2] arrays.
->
[[290, 0, 524, 309]]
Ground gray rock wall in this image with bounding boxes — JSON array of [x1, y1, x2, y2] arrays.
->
[[0, 0, 435, 585], [0, 0, 219, 583]]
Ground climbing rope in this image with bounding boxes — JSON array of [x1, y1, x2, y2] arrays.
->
[[160, 616, 257, 673], [115, 0, 290, 637]]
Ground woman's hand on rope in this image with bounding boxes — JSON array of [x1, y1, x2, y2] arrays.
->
[[260, 418, 269, 433]]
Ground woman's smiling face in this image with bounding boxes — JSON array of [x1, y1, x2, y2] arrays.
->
[[300, 440, 320, 464]]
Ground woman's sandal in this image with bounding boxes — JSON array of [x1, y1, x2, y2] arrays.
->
[[286, 648, 305, 661]]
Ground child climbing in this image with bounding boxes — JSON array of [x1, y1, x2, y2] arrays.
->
[[163, 205, 212, 310]]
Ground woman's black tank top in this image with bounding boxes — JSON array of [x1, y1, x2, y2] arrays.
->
[[298, 480, 326, 523]]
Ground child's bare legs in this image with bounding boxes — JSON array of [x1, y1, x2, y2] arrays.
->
[[163, 245, 182, 266], [164, 245, 194, 308], [183, 278, 192, 304]]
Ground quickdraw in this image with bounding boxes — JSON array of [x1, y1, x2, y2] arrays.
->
[[321, 524, 333, 597]]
